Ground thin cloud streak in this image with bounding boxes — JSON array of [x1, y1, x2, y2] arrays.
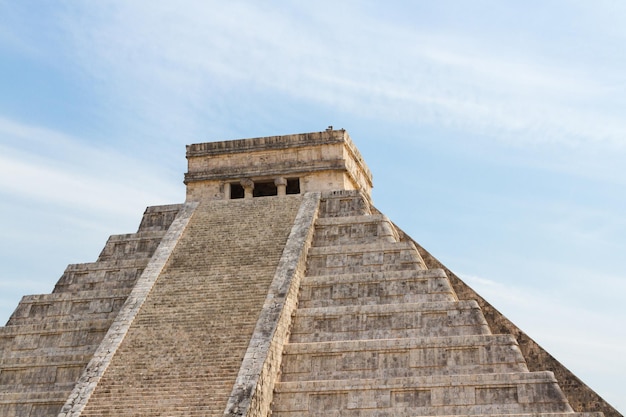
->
[[53, 1, 626, 148], [0, 117, 181, 216], [461, 272, 625, 405]]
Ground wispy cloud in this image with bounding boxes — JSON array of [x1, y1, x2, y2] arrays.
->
[[48, 1, 626, 148], [0, 116, 182, 216], [461, 271, 625, 342], [461, 272, 625, 405]]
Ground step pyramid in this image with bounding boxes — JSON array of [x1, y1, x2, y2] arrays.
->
[[0, 130, 620, 417]]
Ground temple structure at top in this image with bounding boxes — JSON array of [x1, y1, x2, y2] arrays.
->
[[184, 129, 373, 201]]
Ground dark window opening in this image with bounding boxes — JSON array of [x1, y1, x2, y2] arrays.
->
[[287, 178, 300, 194], [253, 181, 278, 197], [230, 183, 244, 199]]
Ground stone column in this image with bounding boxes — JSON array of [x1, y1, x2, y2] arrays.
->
[[241, 178, 254, 199], [275, 177, 287, 196]]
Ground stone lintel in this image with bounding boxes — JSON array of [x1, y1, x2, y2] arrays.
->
[[184, 159, 347, 182]]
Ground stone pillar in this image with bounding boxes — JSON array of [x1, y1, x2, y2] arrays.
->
[[275, 177, 287, 196], [241, 178, 254, 199]]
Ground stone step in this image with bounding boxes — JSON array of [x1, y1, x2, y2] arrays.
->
[[1, 344, 96, 361], [0, 391, 67, 417], [0, 340, 102, 365], [76, 405, 213, 417], [1, 351, 92, 365], [136, 203, 183, 232], [432, 414, 603, 417], [7, 308, 117, 327], [312, 214, 399, 246], [307, 241, 427, 276], [290, 301, 490, 343], [280, 334, 528, 382], [0, 319, 112, 354], [318, 190, 371, 218], [272, 371, 573, 416], [272, 410, 600, 417], [97, 230, 166, 261], [7, 289, 129, 325], [0, 382, 75, 394], [299, 269, 456, 308], [53, 259, 149, 293], [0, 318, 112, 336], [0, 355, 88, 390]]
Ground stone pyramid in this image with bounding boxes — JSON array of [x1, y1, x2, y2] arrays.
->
[[0, 130, 620, 417]]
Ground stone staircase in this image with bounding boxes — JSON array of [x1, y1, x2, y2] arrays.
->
[[0, 204, 182, 417], [271, 191, 603, 417], [77, 196, 304, 417]]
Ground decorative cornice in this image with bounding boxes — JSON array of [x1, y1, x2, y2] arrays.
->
[[186, 130, 346, 157]]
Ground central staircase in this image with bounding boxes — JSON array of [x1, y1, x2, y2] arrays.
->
[[271, 191, 603, 417]]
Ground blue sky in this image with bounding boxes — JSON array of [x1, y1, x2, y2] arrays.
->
[[0, 1, 624, 411]]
